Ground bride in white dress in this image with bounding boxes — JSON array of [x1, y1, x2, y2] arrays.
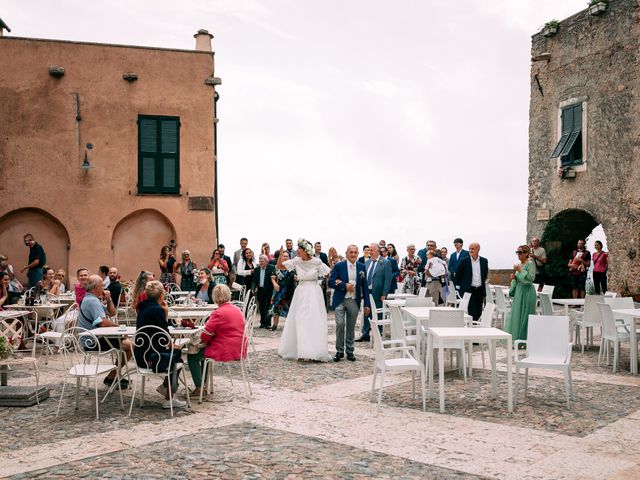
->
[[277, 239, 332, 362]]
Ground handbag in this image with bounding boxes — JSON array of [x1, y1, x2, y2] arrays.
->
[[186, 331, 206, 354]]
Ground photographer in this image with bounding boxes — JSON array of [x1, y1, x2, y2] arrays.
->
[[159, 244, 177, 286]]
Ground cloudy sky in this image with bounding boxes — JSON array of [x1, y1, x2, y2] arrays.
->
[[3, 0, 589, 267]]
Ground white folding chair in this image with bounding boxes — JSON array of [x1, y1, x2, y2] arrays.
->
[[514, 315, 572, 408], [370, 319, 425, 411]]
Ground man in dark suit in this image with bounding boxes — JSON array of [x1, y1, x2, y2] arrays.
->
[[356, 243, 392, 342], [329, 245, 371, 361], [253, 254, 276, 328], [357, 245, 370, 265], [381, 246, 400, 293], [453, 242, 488, 321], [448, 237, 469, 288]]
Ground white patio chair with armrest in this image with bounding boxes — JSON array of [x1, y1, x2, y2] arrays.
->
[[485, 284, 494, 304], [539, 292, 564, 316], [368, 294, 391, 345], [572, 294, 603, 353], [445, 282, 460, 307], [128, 325, 191, 417], [604, 296, 634, 310], [542, 285, 555, 297], [471, 303, 496, 368], [370, 318, 425, 411], [405, 297, 433, 308], [0, 319, 41, 404], [116, 288, 133, 325], [597, 303, 639, 373], [418, 286, 428, 298], [457, 292, 472, 315], [199, 308, 253, 404], [421, 309, 467, 381], [57, 327, 124, 420], [395, 282, 404, 294], [493, 287, 510, 328], [389, 305, 416, 348], [514, 315, 572, 408], [604, 291, 617, 298]]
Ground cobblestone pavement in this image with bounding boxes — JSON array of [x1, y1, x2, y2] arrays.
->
[[1, 315, 640, 479]]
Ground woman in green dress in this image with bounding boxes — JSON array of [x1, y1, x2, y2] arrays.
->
[[505, 245, 537, 343]]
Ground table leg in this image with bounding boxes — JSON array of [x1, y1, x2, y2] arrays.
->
[[0, 365, 8, 386], [438, 339, 445, 413], [507, 338, 513, 412], [468, 340, 473, 378], [490, 339, 497, 399], [427, 334, 433, 399], [416, 316, 422, 364], [631, 318, 638, 376]]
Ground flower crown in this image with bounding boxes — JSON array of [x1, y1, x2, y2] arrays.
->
[[297, 238, 314, 257]]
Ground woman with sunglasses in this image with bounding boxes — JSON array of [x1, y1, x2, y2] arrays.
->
[[504, 245, 537, 343]]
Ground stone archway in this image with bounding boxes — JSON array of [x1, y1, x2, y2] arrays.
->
[[541, 208, 599, 298], [111, 209, 177, 282], [0, 208, 70, 287]]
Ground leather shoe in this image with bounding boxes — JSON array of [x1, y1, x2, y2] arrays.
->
[[333, 353, 343, 362], [346, 353, 356, 361], [354, 336, 369, 342]]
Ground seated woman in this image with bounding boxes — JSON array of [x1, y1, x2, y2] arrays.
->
[[134, 280, 187, 409], [132, 271, 155, 313], [187, 284, 246, 398], [42, 267, 63, 297], [207, 249, 229, 286], [194, 269, 214, 304], [0, 272, 10, 310], [55, 269, 67, 294]]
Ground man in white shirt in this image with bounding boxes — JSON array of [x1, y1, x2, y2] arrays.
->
[[233, 237, 248, 270], [453, 242, 488, 321], [530, 237, 547, 292]]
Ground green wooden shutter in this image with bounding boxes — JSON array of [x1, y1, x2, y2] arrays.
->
[[138, 115, 180, 194]]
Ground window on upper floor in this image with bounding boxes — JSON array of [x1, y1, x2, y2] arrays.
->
[[138, 115, 180, 194], [550, 103, 583, 166]]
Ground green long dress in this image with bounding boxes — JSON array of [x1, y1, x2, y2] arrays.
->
[[505, 260, 537, 342]]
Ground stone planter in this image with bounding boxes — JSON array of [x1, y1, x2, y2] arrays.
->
[[589, 2, 607, 15]]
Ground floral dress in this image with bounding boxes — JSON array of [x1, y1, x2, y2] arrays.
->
[[269, 269, 295, 318], [400, 255, 422, 295]]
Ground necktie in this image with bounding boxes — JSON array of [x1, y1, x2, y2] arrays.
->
[[367, 261, 376, 284]]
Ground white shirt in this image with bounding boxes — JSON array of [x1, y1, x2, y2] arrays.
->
[[103, 277, 110, 289], [471, 256, 482, 287], [346, 261, 357, 299], [425, 257, 446, 279]]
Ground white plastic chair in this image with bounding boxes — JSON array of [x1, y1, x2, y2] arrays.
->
[[458, 292, 472, 314], [514, 315, 573, 408], [445, 282, 460, 307], [389, 305, 416, 347], [57, 327, 124, 420], [604, 291, 617, 298], [418, 286, 428, 298], [539, 292, 564, 316], [370, 319, 425, 411], [199, 307, 253, 404], [604, 296, 634, 310], [485, 284, 494, 304], [597, 303, 639, 373], [572, 295, 603, 353], [129, 325, 191, 417], [405, 297, 433, 308], [471, 303, 496, 368], [422, 309, 467, 380], [395, 282, 405, 294], [542, 285, 555, 297], [369, 294, 391, 344]]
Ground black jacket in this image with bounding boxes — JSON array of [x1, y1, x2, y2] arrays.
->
[[253, 264, 276, 297], [454, 255, 489, 296]]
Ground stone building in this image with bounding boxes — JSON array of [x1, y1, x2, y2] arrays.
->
[[0, 25, 221, 284], [527, 0, 640, 296]]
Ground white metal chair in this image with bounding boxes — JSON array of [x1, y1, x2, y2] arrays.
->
[[514, 315, 573, 408], [57, 327, 124, 420], [422, 309, 467, 380], [128, 325, 191, 417], [244, 302, 259, 365], [538, 292, 564, 316], [370, 319, 425, 411], [199, 307, 253, 404], [471, 303, 496, 368], [38, 309, 75, 363], [597, 303, 639, 373], [116, 288, 133, 325], [445, 282, 460, 307], [572, 295, 603, 353], [0, 319, 41, 403]]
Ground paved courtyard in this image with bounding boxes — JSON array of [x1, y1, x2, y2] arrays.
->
[[1, 316, 640, 479]]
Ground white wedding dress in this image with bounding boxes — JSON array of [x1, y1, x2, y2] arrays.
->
[[278, 256, 332, 361]]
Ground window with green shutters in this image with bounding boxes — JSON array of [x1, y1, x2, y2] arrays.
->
[[550, 103, 583, 166], [138, 115, 180, 194]]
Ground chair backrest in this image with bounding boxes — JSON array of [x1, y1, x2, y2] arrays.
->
[[418, 287, 428, 298], [370, 319, 388, 366], [389, 306, 407, 343], [241, 302, 257, 359], [597, 303, 618, 339], [405, 297, 432, 308], [132, 325, 175, 373], [395, 282, 404, 294], [60, 327, 111, 369], [369, 294, 383, 320], [494, 287, 508, 311], [428, 309, 465, 328], [582, 294, 604, 327], [446, 282, 458, 305], [604, 296, 634, 310], [542, 284, 555, 296], [477, 303, 495, 328], [458, 292, 472, 313], [165, 283, 180, 293], [533, 283, 539, 292], [485, 284, 494, 304], [526, 315, 570, 362], [539, 292, 554, 315], [604, 291, 617, 298], [196, 312, 211, 327]]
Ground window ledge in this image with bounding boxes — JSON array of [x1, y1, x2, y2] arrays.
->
[[136, 192, 182, 197]]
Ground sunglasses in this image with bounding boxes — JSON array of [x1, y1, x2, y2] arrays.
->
[[516, 251, 525, 254]]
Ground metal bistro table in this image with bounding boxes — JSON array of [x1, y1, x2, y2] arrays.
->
[[426, 327, 513, 413], [551, 298, 585, 315], [612, 308, 640, 375]]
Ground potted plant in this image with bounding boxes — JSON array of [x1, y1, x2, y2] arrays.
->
[[588, 0, 608, 15], [557, 166, 576, 179], [543, 20, 559, 37], [0, 336, 17, 360]]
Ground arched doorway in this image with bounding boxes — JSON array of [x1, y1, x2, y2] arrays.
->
[[541, 208, 599, 298], [0, 208, 70, 288], [112, 209, 177, 282]]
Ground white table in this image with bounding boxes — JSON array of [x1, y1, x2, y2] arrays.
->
[[168, 310, 214, 321], [552, 298, 585, 315], [387, 293, 417, 300], [612, 308, 640, 375], [426, 327, 513, 413], [169, 304, 218, 311], [401, 306, 473, 361]]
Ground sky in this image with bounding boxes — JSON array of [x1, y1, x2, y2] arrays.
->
[[2, 0, 590, 267]]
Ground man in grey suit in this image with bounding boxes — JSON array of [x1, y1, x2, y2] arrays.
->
[[356, 243, 392, 342]]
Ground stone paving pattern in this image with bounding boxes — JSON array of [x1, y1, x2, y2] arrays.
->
[[1, 315, 640, 479]]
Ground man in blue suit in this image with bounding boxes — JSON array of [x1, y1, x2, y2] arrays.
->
[[329, 245, 371, 361], [356, 243, 392, 342], [448, 237, 469, 288]]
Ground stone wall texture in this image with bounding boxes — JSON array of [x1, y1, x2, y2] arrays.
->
[[0, 36, 218, 283], [528, 0, 640, 294]]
